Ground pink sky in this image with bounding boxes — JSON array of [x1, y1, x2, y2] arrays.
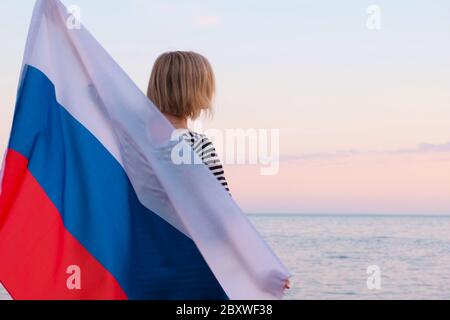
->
[[1, 0, 450, 214], [225, 152, 450, 214]]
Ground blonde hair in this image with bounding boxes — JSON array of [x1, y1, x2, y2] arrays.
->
[[147, 51, 215, 120]]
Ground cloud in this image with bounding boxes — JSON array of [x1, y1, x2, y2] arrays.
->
[[195, 15, 220, 27], [392, 142, 450, 154], [282, 150, 359, 162], [282, 142, 450, 163]]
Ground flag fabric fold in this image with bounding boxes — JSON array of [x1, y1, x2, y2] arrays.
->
[[0, 0, 290, 300]]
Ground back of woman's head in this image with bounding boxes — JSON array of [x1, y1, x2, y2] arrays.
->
[[147, 51, 215, 120]]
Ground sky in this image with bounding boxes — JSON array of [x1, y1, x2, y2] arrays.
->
[[1, 0, 450, 214]]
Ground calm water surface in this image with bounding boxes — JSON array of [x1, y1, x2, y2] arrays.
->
[[249, 214, 450, 300], [1, 214, 449, 300]]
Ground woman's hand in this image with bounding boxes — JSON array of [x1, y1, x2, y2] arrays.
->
[[284, 279, 291, 289]]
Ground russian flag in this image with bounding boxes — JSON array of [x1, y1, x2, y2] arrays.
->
[[0, 0, 290, 300]]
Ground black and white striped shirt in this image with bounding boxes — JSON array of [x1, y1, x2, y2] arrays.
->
[[183, 131, 230, 193]]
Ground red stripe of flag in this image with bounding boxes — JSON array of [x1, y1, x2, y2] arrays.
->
[[0, 149, 127, 300]]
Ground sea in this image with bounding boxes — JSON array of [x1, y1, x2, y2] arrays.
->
[[249, 214, 450, 300], [1, 214, 449, 300]]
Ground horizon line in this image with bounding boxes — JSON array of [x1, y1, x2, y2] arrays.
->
[[247, 212, 450, 218]]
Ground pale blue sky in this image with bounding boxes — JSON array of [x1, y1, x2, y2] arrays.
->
[[2, 0, 450, 153], [1, 0, 450, 214]]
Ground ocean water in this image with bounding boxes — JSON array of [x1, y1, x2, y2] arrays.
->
[[249, 214, 450, 300], [2, 214, 449, 300]]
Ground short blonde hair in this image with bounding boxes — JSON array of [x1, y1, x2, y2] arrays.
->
[[147, 51, 215, 120]]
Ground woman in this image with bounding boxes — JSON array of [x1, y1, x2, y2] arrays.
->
[[147, 51, 290, 290], [147, 51, 229, 192]]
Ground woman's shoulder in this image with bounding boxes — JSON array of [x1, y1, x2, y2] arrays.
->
[[186, 130, 207, 139], [183, 130, 212, 146]]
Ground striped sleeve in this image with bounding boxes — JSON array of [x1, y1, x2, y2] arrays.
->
[[184, 131, 230, 193]]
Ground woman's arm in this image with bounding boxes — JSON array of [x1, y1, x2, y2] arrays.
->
[[192, 134, 230, 193]]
